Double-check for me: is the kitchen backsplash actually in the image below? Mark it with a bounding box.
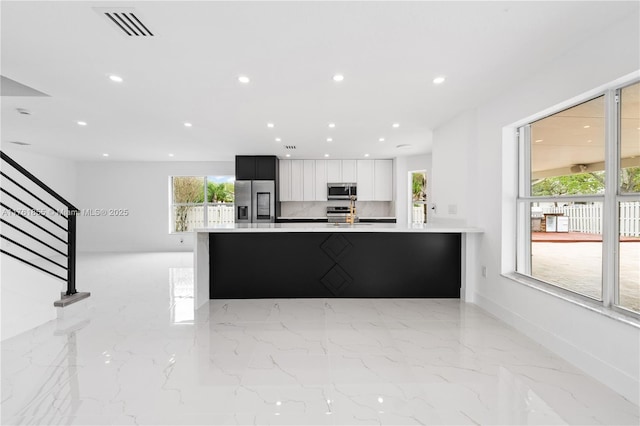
[280,201,394,218]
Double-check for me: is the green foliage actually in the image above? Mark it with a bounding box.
[532,172,605,196]
[620,167,640,193]
[532,167,640,196]
[412,172,426,202]
[207,182,234,203]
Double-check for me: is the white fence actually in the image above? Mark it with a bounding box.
[183,204,234,230]
[540,202,640,237]
[412,206,425,223]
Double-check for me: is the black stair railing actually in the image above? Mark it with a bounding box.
[0,151,85,302]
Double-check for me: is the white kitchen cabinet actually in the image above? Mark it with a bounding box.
[280,158,393,202]
[342,160,357,183]
[327,160,342,182]
[290,160,304,201]
[314,160,327,201]
[303,160,315,201]
[279,159,291,201]
[374,159,393,201]
[356,160,375,201]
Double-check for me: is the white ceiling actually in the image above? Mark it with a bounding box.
[1,1,638,162]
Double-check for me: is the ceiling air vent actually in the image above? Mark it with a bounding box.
[284,145,296,150]
[96,8,154,36]
[8,141,31,146]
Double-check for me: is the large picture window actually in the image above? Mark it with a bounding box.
[170,176,235,233]
[516,81,639,316]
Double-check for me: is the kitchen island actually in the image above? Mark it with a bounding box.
[194,223,483,308]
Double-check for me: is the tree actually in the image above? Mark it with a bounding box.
[412,172,426,202]
[620,167,640,193]
[207,182,234,203]
[173,177,205,232]
[532,172,605,197]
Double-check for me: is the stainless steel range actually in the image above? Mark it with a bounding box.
[326,206,358,223]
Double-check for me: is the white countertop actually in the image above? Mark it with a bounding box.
[277,216,396,220]
[195,223,483,233]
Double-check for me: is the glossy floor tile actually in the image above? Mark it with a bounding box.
[1,252,638,425]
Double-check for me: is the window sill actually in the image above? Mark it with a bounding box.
[502,272,640,328]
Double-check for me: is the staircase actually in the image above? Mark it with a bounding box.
[0,151,89,307]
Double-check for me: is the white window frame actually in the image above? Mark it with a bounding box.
[514,78,639,320]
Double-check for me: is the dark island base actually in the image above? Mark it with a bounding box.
[210,232,461,299]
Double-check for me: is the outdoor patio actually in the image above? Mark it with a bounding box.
[531,233,639,312]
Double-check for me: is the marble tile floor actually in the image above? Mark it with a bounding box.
[1,252,638,425]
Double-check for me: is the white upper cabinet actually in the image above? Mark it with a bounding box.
[303,160,315,201]
[279,158,393,202]
[326,160,342,182]
[356,160,375,201]
[341,160,357,183]
[314,160,327,201]
[374,159,393,201]
[290,160,304,201]
[279,159,291,201]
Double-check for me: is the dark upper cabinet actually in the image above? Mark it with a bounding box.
[235,155,277,180]
[255,156,277,180]
[235,156,256,180]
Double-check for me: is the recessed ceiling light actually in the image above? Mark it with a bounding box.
[238,75,250,84]
[433,76,446,84]
[168,153,174,157]
[392,123,400,128]
[184,122,192,127]
[102,153,109,157]
[379,138,385,142]
[583,125,590,129]
[535,139,543,143]
[324,153,330,157]
[267,122,275,128]
[109,75,123,83]
[285,154,291,158]
[326,138,333,142]
[328,123,335,128]
[275,137,281,142]
[77,121,87,126]
[332,74,344,82]
[364,153,370,157]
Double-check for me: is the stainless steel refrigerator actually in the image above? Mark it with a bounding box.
[234,180,276,223]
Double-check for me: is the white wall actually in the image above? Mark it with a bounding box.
[76,161,233,252]
[431,13,640,401]
[431,110,477,225]
[394,154,432,226]
[1,148,78,340]
[1,147,78,203]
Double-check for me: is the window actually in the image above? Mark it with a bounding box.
[410,171,427,223]
[618,82,640,313]
[170,176,235,233]
[517,81,639,316]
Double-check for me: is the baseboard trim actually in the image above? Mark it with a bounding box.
[473,292,639,404]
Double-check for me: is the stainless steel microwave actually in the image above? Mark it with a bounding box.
[327,183,357,200]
